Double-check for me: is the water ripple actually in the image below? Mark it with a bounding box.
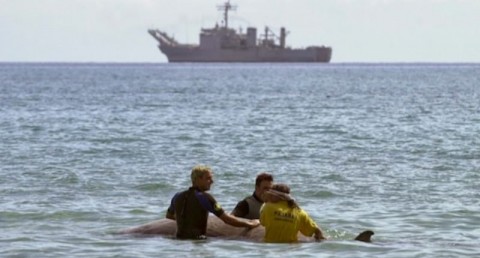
[1,63,480,257]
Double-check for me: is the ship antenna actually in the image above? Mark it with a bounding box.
[217,1,237,29]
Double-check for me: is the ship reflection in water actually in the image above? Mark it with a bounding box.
[148,1,332,62]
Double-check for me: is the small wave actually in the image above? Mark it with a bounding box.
[134,183,170,192]
[0,210,97,222]
[303,189,336,198]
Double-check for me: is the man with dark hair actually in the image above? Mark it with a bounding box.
[166,165,260,240]
[231,172,274,219]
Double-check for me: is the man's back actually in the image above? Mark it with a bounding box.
[260,201,318,243]
[167,187,224,239]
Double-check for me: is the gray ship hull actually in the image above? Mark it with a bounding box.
[159,45,332,63]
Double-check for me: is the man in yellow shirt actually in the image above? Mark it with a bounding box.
[260,184,326,243]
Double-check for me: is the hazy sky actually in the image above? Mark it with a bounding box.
[1,0,479,63]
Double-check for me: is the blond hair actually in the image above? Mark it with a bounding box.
[191,165,212,184]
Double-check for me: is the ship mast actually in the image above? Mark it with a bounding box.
[217,1,236,29]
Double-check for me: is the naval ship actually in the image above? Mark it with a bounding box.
[148,1,332,62]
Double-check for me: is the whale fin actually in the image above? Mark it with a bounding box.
[354,230,374,243]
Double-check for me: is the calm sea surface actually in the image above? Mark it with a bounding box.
[1,63,479,257]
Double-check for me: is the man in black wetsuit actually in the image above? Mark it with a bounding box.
[166,165,260,239]
[231,172,273,219]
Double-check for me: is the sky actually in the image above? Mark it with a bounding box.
[1,0,479,63]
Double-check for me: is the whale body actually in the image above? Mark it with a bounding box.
[119,216,374,242]
[120,216,265,241]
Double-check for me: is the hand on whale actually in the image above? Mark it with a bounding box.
[119,216,374,243]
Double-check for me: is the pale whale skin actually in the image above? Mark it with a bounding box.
[120,216,267,241]
[119,216,374,243]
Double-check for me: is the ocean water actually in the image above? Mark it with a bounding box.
[1,62,479,258]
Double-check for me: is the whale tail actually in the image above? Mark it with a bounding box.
[354,230,374,243]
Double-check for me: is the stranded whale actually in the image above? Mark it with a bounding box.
[119,216,374,243]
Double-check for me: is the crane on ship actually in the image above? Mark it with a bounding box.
[217,1,237,29]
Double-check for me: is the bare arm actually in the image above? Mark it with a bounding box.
[219,213,260,229]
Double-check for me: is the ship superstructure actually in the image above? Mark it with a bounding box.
[148,1,332,62]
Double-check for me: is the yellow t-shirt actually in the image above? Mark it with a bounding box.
[260,201,318,243]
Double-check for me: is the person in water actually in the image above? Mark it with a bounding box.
[260,183,327,243]
[166,165,260,239]
[231,172,274,219]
